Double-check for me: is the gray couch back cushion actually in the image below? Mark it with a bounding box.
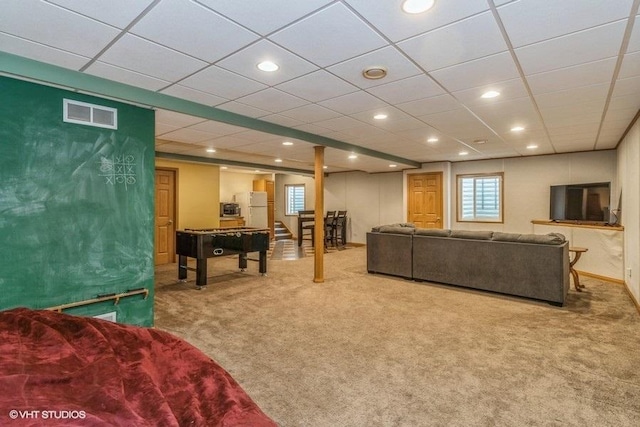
[414,228,452,237]
[449,230,494,240]
[376,225,416,235]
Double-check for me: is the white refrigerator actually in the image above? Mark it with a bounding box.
[234,191,268,228]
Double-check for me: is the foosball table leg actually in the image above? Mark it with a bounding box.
[239,253,248,272]
[259,250,267,276]
[178,255,188,282]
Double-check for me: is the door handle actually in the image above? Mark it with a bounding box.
[167,219,173,226]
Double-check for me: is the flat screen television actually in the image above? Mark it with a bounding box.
[550,182,611,223]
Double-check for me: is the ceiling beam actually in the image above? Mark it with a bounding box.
[0,51,422,169]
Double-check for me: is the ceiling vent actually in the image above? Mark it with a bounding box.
[63,99,118,130]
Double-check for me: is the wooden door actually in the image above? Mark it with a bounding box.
[155,169,176,265]
[408,172,443,229]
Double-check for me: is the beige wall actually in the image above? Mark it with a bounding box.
[156,159,220,229]
[617,119,640,304]
[219,171,273,202]
[275,173,315,236]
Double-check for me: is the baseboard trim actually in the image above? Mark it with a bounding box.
[623,281,640,315]
[575,270,624,284]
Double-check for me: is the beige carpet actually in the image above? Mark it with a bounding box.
[154,246,640,427]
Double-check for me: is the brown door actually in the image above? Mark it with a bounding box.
[408,172,443,229]
[155,169,176,265]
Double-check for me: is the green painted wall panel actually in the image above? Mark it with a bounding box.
[0,76,155,326]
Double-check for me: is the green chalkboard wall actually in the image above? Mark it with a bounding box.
[0,77,155,326]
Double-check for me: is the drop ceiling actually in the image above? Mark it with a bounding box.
[1,0,639,174]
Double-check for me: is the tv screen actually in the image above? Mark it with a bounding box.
[550,182,611,222]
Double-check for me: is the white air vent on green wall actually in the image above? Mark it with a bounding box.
[63,99,117,129]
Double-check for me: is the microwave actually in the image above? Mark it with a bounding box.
[220,202,240,217]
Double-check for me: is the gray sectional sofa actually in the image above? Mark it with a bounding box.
[367,225,570,306]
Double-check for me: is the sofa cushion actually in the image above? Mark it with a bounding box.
[376,225,416,235]
[492,232,522,242]
[449,230,494,240]
[517,232,566,245]
[371,223,415,232]
[414,228,451,237]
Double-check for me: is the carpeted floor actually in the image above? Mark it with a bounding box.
[154,245,640,427]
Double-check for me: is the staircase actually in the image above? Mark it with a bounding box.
[274,220,293,241]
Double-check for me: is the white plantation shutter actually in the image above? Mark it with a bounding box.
[285,184,305,215]
[458,174,503,222]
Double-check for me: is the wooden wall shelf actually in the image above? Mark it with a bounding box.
[532,220,624,231]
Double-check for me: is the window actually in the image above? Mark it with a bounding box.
[457,173,503,222]
[285,184,305,215]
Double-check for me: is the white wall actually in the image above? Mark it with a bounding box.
[617,119,640,304]
[274,173,315,235]
[325,171,403,243]
[327,151,619,262]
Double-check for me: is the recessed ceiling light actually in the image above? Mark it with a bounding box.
[221,166,228,170]
[402,0,435,14]
[323,165,328,169]
[363,66,387,80]
[257,61,279,72]
[282,141,293,146]
[254,169,261,173]
[206,148,216,153]
[373,113,388,120]
[389,164,398,168]
[481,90,500,99]
[427,137,439,143]
[459,151,469,156]
[274,158,283,163]
[511,126,525,132]
[526,144,538,150]
[348,154,358,159]
[473,139,487,144]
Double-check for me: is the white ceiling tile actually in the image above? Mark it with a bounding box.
[619,50,640,78]
[85,61,170,91]
[527,57,617,94]
[0,33,89,70]
[155,122,180,136]
[534,84,609,109]
[197,0,332,36]
[470,97,542,132]
[234,130,283,143]
[319,91,389,115]
[397,94,461,116]
[276,70,359,102]
[430,52,519,92]
[234,88,309,113]
[612,75,640,97]
[160,85,228,107]
[327,46,422,89]
[217,40,318,85]
[516,21,627,75]
[180,66,267,99]
[2,0,120,57]
[99,34,207,81]
[46,0,154,28]
[188,121,246,136]
[201,135,260,149]
[270,3,387,67]
[260,114,305,128]
[417,109,490,135]
[160,128,218,144]
[279,104,342,123]
[451,78,529,106]
[216,101,270,118]
[367,74,446,104]
[131,0,258,63]
[497,0,633,48]
[627,14,640,53]
[398,12,508,72]
[156,109,207,127]
[344,0,489,42]
[313,116,368,132]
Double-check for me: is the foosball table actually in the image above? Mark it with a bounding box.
[175,227,270,289]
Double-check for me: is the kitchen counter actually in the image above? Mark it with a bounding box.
[220,217,245,228]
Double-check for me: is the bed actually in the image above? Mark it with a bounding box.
[0,308,276,426]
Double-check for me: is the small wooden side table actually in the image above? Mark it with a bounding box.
[569,247,588,291]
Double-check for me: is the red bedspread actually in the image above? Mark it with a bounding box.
[0,308,276,426]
